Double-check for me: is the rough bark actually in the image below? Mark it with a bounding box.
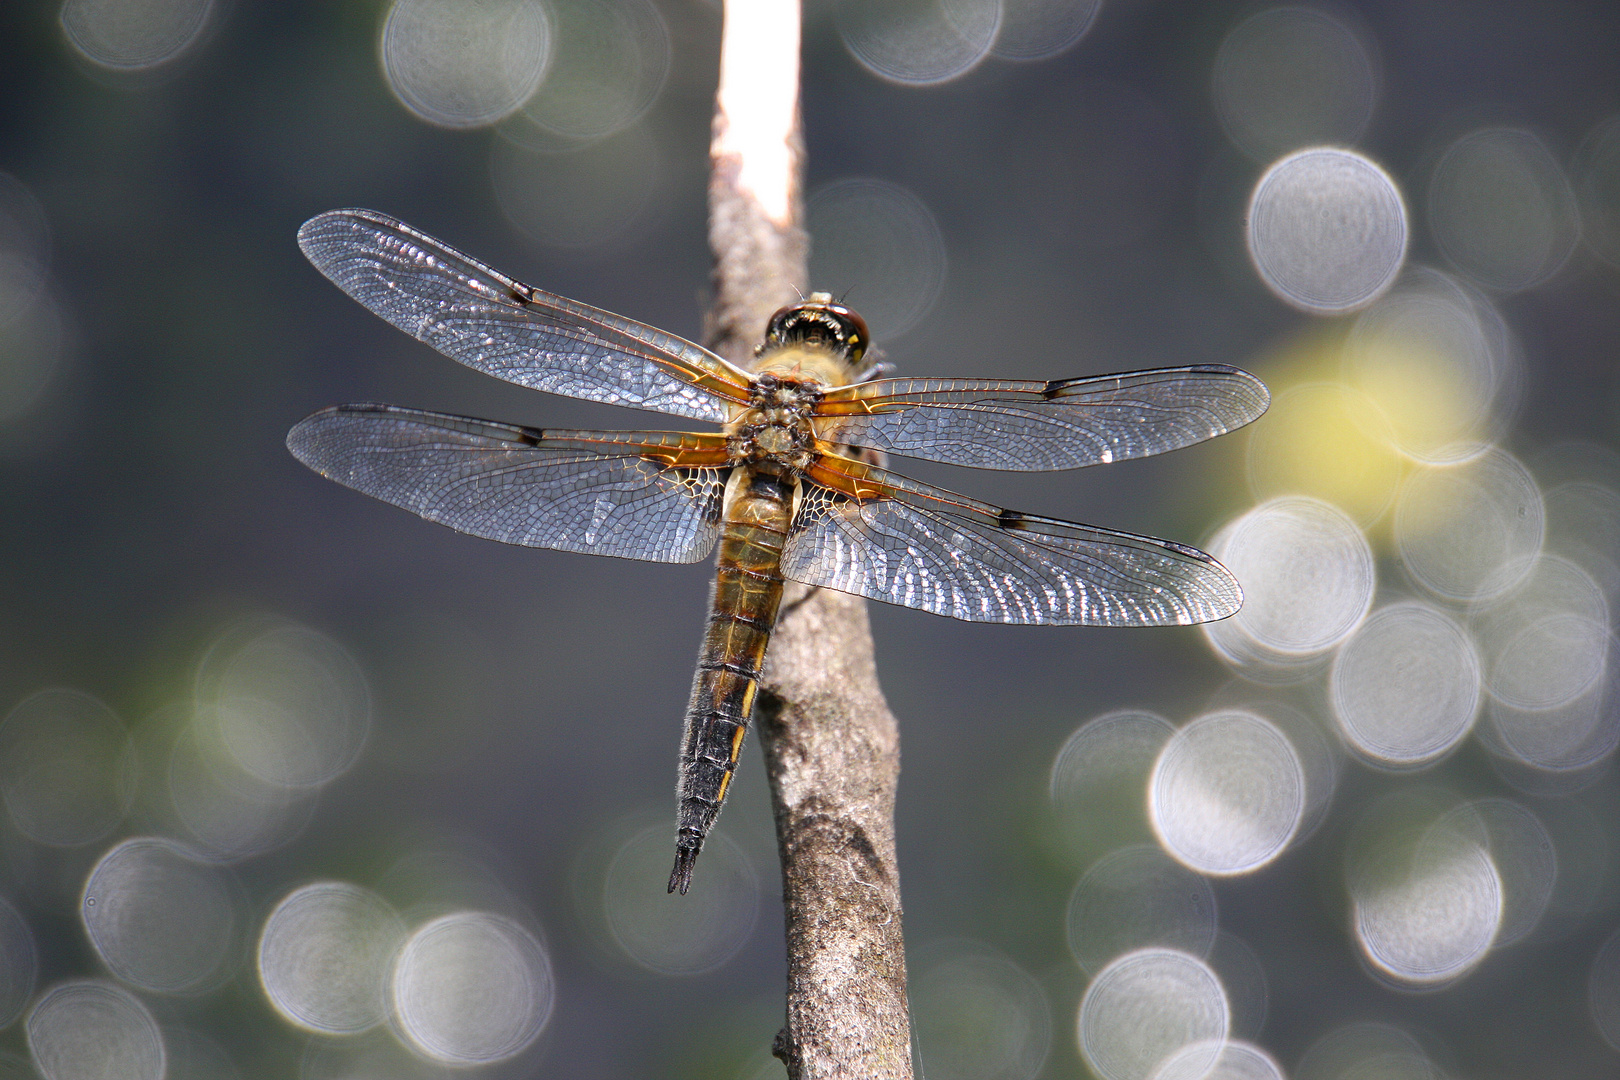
[705,2,912,1077]
[757,588,910,1080]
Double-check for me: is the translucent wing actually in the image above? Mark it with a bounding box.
[297,210,754,423]
[287,404,730,563]
[781,454,1241,626]
[813,366,1269,470]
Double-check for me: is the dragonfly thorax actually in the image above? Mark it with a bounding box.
[726,372,821,471]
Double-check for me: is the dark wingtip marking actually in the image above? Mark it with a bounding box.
[514,426,545,446]
[997,509,1027,529]
[1162,538,1217,561]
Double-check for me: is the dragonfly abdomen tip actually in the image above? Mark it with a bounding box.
[668,845,700,895]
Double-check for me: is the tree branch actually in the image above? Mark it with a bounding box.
[705,3,912,1077]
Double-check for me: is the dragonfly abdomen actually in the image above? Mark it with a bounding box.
[669,466,795,894]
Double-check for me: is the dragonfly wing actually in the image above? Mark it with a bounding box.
[814,366,1269,470]
[298,210,753,423]
[780,454,1241,626]
[287,404,729,563]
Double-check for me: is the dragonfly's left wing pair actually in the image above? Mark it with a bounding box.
[288,404,730,563]
[298,210,755,424]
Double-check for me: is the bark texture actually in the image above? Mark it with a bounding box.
[704,145,807,365]
[705,2,912,1075]
[758,587,909,1080]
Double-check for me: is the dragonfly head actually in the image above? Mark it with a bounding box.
[763,294,869,366]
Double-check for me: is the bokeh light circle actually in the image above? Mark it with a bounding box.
[1351,828,1502,987]
[1437,798,1556,946]
[602,825,758,975]
[390,911,553,1065]
[1574,114,1620,269]
[837,0,1002,86]
[1150,711,1305,875]
[512,0,668,143]
[0,896,36,1028]
[1213,7,1377,161]
[1051,710,1174,808]
[380,0,552,129]
[1329,602,1482,768]
[1225,700,1341,844]
[1471,555,1609,713]
[1486,611,1611,715]
[1590,925,1620,1052]
[1245,382,1403,527]
[1150,1038,1285,1080]
[1345,266,1519,463]
[1395,449,1544,602]
[26,981,165,1080]
[1480,645,1620,776]
[258,882,405,1034]
[81,837,240,994]
[1296,1023,1438,1080]
[912,942,1052,1080]
[165,720,317,862]
[1543,476,1620,610]
[195,617,371,790]
[1077,948,1229,1080]
[1066,845,1217,977]
[1051,710,1174,860]
[60,0,214,71]
[992,0,1103,61]
[807,178,947,340]
[1204,497,1375,677]
[0,688,135,847]
[1428,127,1580,292]
[1247,147,1407,314]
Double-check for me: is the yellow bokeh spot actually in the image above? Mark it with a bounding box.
[1247,381,1405,530]
[1346,329,1494,462]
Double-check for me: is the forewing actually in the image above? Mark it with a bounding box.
[298,210,753,423]
[780,455,1241,626]
[814,366,1269,470]
[287,404,729,563]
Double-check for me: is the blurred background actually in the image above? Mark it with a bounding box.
[1,0,1619,1077]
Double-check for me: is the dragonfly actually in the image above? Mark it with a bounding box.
[287,209,1270,894]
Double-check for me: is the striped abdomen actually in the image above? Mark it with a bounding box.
[668,466,794,894]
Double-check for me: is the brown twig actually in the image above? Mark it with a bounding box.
[705,2,912,1077]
